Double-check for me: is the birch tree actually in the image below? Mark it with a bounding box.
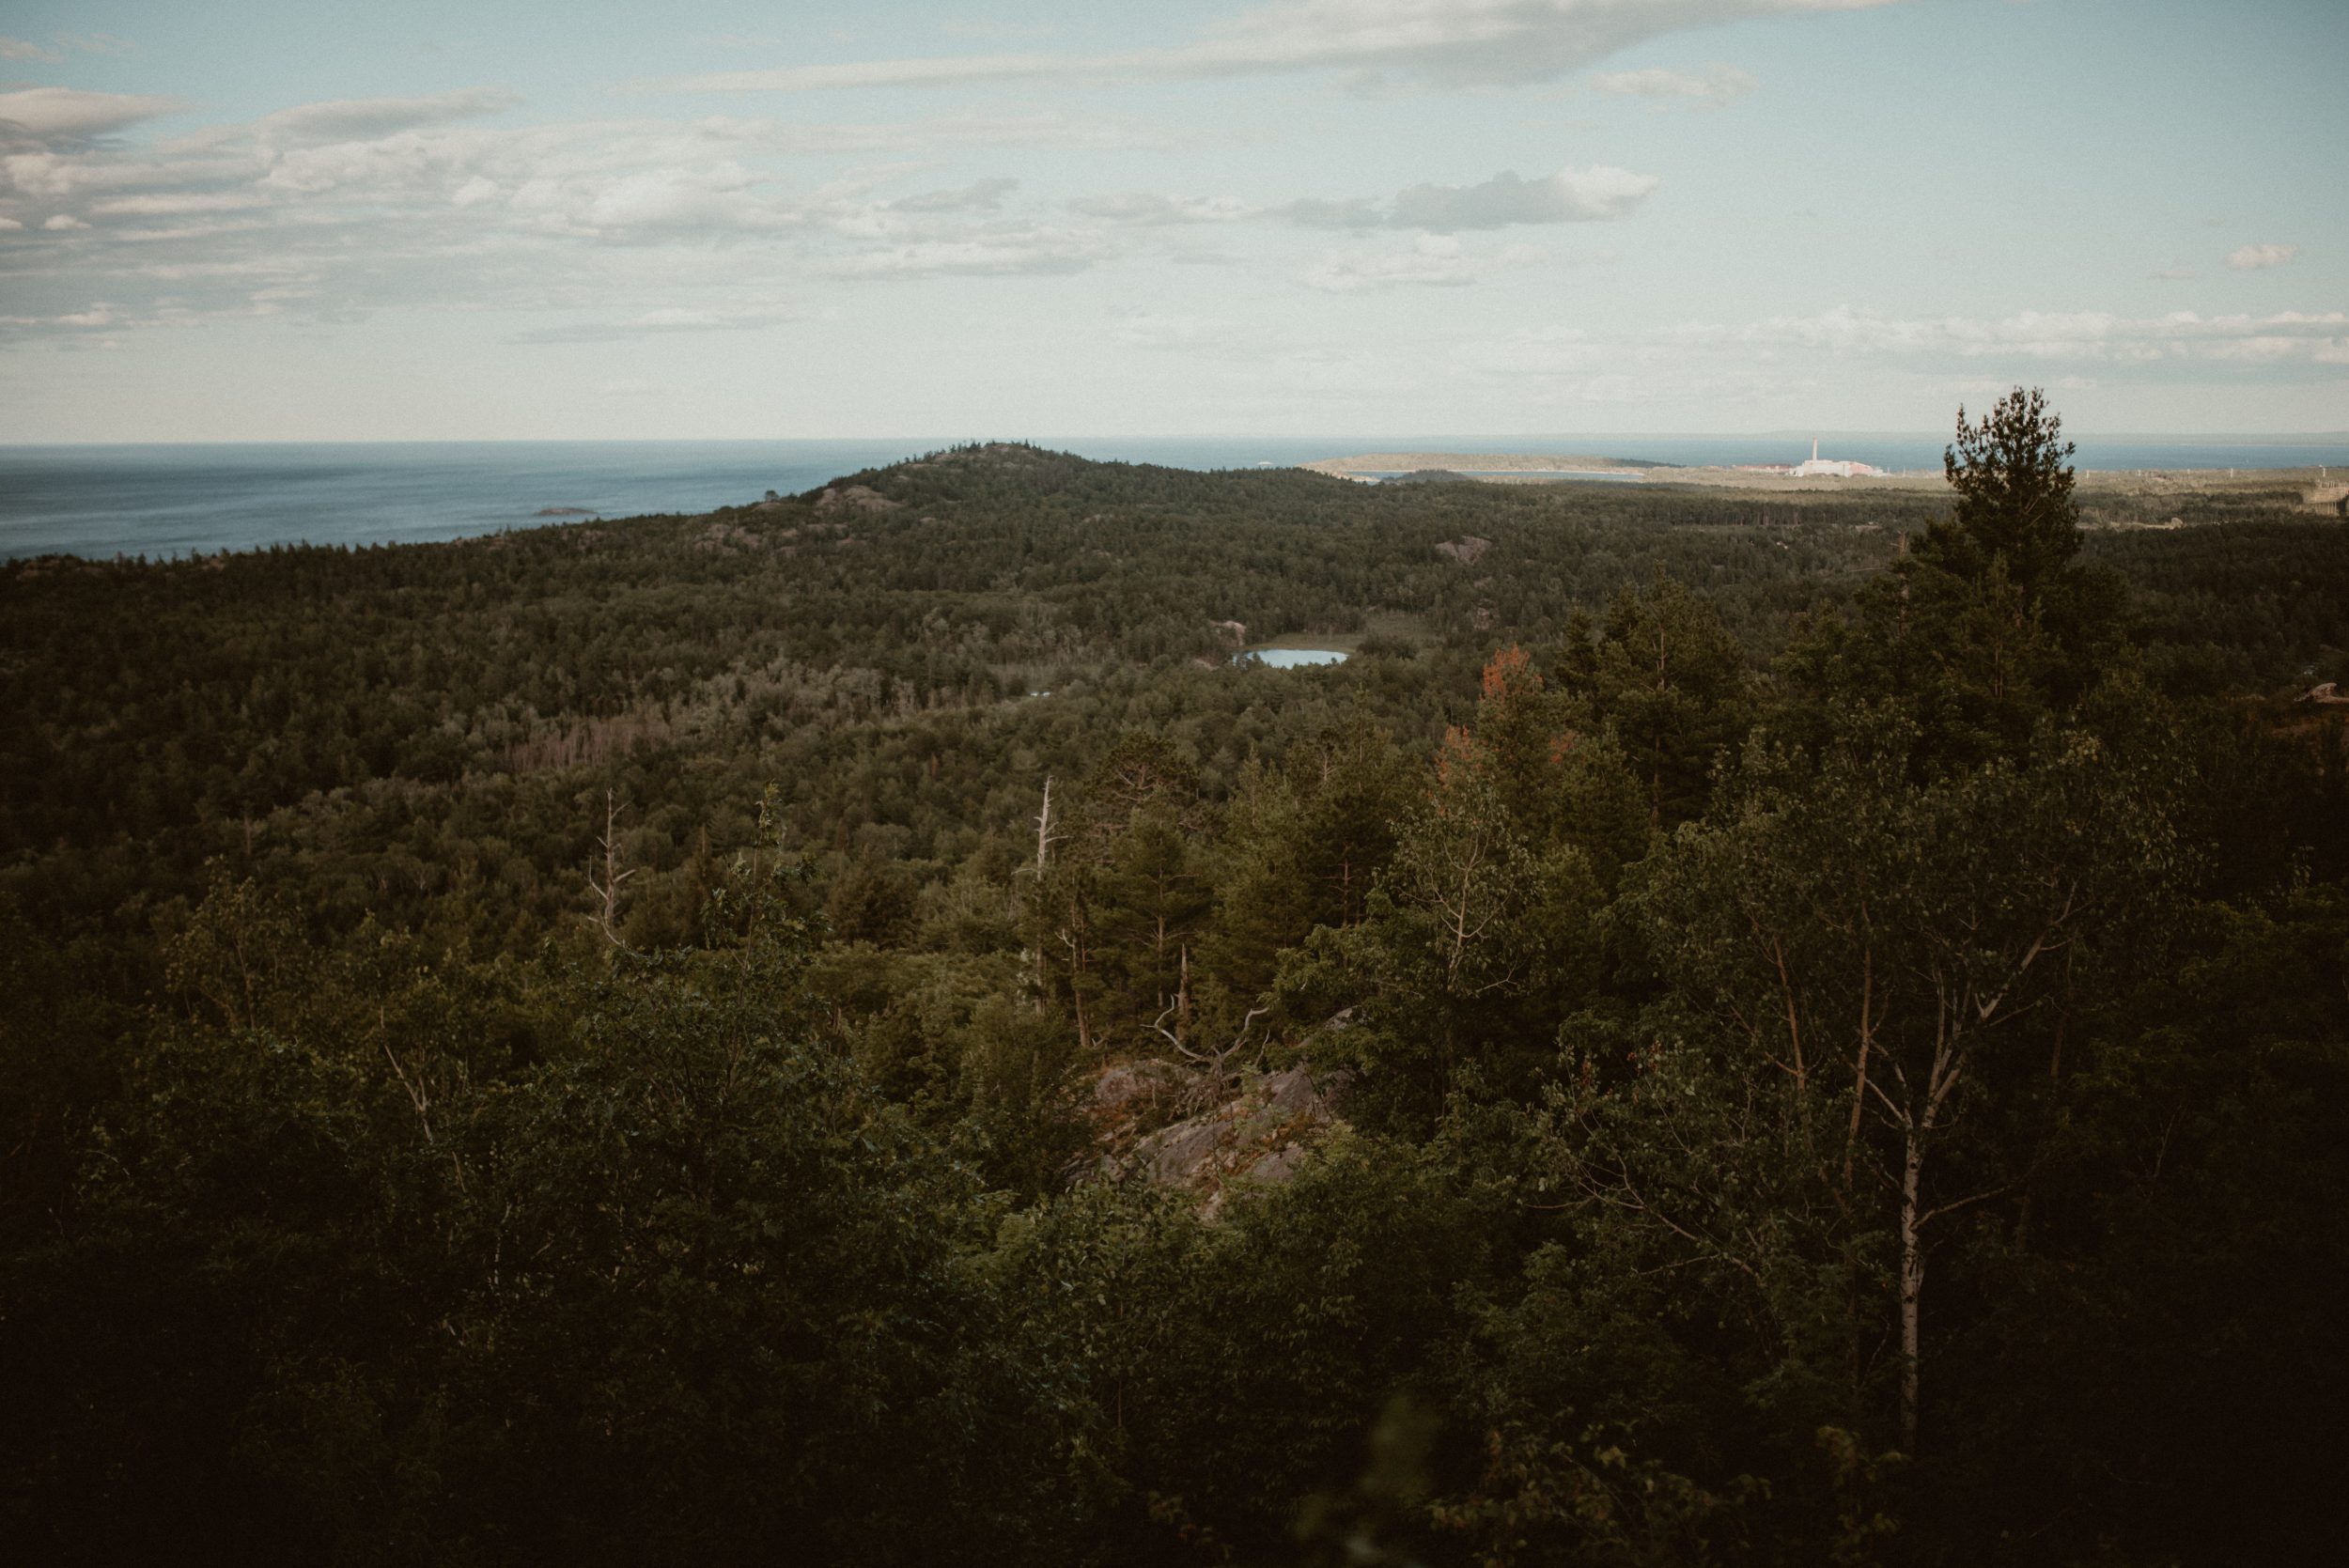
[1622,708,2186,1452]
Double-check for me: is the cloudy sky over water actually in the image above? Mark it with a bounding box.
[1,0,2342,442]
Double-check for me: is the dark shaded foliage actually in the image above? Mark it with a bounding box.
[4,418,2344,1564]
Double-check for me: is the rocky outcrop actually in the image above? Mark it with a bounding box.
[698,520,765,554]
[1436,536,1492,565]
[1091,1063,1352,1214]
[814,484,903,515]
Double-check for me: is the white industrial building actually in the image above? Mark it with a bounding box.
[1788,439,1885,478]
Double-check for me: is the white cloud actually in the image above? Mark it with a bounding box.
[1445,304,2349,414]
[254,89,520,146]
[41,212,89,229]
[1589,62,1756,101]
[0,87,185,141]
[1072,191,1263,225]
[749,112,1179,153]
[259,128,502,195]
[1388,165,1657,227]
[0,93,1203,341]
[0,147,251,198]
[2,35,60,62]
[674,0,1899,94]
[2225,241,2298,272]
[0,301,118,327]
[1301,233,1544,291]
[88,190,270,216]
[513,305,796,343]
[1093,165,1659,231]
[1486,304,2349,369]
[891,176,1019,212]
[814,231,1106,278]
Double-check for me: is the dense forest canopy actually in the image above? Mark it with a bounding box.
[3,395,2344,1565]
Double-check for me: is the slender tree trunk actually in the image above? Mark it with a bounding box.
[1034,776,1055,874]
[1899,1126,1925,1454]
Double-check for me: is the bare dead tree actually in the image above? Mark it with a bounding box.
[1019,774,1064,1016]
[1151,955,1271,1111]
[1034,774,1058,875]
[584,788,639,947]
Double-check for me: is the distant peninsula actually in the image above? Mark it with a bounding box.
[1301,452,1652,478]
[1303,450,1956,492]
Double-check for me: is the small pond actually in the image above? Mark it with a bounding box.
[1239,648,1348,668]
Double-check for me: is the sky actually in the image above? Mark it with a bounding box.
[0,0,2342,442]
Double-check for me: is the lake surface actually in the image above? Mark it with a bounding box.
[4,433,2342,561]
[1242,649,1349,668]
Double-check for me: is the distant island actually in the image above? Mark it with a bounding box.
[534,505,596,517]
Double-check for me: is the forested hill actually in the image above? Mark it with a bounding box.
[5,441,1946,947]
[3,442,2334,949]
[4,418,2347,1565]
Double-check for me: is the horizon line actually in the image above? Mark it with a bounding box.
[6,430,2348,450]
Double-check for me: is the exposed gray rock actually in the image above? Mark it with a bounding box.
[814,484,903,514]
[1092,1059,1184,1113]
[1100,1063,1353,1212]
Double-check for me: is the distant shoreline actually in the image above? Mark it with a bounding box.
[1301,450,2346,494]
[6,438,2343,562]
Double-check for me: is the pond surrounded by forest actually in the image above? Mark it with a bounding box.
[1239,648,1349,667]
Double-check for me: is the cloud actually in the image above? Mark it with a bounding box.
[0,301,120,328]
[1589,62,1756,101]
[1389,165,1657,227]
[257,128,500,195]
[2225,241,2298,272]
[0,87,185,141]
[531,161,800,236]
[1283,195,1386,227]
[1092,165,1660,232]
[673,0,1900,94]
[1302,234,1544,291]
[816,235,1102,278]
[1445,306,2349,409]
[2151,269,2195,281]
[88,190,271,216]
[512,305,795,343]
[891,176,1018,212]
[0,32,132,62]
[1072,191,1262,225]
[1666,304,2349,365]
[41,212,89,229]
[254,89,520,146]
